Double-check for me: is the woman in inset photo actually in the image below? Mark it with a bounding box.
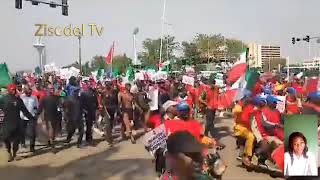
[284,132,318,176]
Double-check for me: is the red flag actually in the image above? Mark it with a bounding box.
[226,63,247,83]
[217,89,237,109]
[105,42,115,64]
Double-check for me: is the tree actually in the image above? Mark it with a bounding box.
[90,55,106,70]
[181,34,245,64]
[226,39,246,62]
[112,54,132,74]
[194,33,225,63]
[139,35,179,67]
[181,41,201,65]
[82,61,91,76]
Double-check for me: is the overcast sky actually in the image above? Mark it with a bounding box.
[1,0,320,71]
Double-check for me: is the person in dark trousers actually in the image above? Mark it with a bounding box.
[102,81,119,145]
[64,87,84,148]
[36,84,61,148]
[81,86,98,145]
[0,84,35,162]
[20,86,38,152]
[199,79,217,138]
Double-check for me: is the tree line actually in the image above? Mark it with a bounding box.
[65,34,246,75]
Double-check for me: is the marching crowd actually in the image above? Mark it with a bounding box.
[0,72,320,179]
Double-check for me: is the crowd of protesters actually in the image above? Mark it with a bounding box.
[0,71,319,179]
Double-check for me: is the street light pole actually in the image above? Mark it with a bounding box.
[159,0,167,64]
[78,35,82,75]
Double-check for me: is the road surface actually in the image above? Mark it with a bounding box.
[0,116,284,180]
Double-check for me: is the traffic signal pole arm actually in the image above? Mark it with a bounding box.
[24,0,68,7]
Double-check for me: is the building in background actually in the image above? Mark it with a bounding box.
[248,42,284,72]
[248,42,262,68]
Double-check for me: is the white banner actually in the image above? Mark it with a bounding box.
[182,75,194,86]
[143,124,167,153]
[148,87,159,111]
[215,79,224,87]
[276,96,286,113]
[44,63,58,73]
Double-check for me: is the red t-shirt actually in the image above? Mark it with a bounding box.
[261,107,281,124]
[252,110,268,138]
[32,90,47,102]
[164,120,187,135]
[286,96,299,114]
[261,107,284,141]
[149,114,162,129]
[207,87,219,109]
[185,119,203,140]
[241,104,255,130]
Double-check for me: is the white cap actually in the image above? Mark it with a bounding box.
[162,100,178,112]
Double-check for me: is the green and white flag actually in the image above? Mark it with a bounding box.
[233,69,260,101]
[159,61,170,72]
[0,63,12,88]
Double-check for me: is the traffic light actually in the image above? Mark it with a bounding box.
[292,37,295,44]
[62,0,68,16]
[31,0,39,5]
[15,0,22,9]
[49,1,57,8]
[306,35,310,42]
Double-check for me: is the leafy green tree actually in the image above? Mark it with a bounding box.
[226,39,246,62]
[139,35,179,67]
[181,41,201,65]
[112,54,132,74]
[90,55,106,70]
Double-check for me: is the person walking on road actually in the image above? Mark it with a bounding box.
[20,85,38,152]
[0,84,35,162]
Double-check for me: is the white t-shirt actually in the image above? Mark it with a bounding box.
[284,151,318,176]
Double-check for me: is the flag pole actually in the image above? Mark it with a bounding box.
[111,41,114,78]
[287,56,290,81]
[159,0,167,66]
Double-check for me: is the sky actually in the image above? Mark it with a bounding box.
[1,0,320,71]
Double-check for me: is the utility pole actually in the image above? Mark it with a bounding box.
[78,36,82,75]
[159,0,167,64]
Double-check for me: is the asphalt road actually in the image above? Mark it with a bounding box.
[0,116,285,180]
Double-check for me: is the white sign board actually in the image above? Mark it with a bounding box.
[215,79,224,87]
[148,87,159,111]
[143,124,167,153]
[44,63,58,73]
[276,96,286,113]
[182,75,194,86]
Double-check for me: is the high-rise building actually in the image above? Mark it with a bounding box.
[248,43,281,69]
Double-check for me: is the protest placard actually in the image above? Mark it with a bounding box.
[182,75,194,86]
[276,96,286,113]
[143,124,167,153]
[148,87,159,111]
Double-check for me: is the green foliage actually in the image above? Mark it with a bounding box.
[139,35,179,67]
[180,33,246,64]
[226,39,246,61]
[90,56,106,70]
[112,54,132,73]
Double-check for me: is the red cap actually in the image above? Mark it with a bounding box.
[7,83,17,90]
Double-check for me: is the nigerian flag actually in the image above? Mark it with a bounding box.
[159,61,170,72]
[96,68,105,80]
[233,69,260,101]
[0,63,12,88]
[126,66,135,81]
